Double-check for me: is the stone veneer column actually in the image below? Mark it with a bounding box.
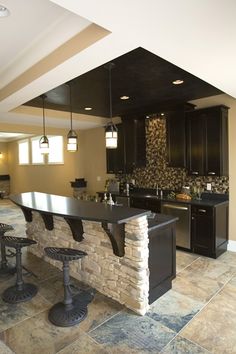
[26,212,150,315]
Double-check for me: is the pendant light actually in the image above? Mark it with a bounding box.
[67,82,78,152]
[39,94,49,154]
[105,62,118,149]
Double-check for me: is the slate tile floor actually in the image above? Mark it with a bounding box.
[0,199,236,354]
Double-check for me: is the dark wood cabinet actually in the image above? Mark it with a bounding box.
[106,124,125,174]
[106,118,146,174]
[148,217,176,304]
[130,196,161,213]
[166,109,186,167]
[191,203,228,258]
[186,105,228,176]
[122,117,146,173]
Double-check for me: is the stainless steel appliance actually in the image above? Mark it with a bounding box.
[161,203,191,249]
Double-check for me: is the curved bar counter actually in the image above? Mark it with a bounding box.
[10,192,176,315]
[10,192,150,257]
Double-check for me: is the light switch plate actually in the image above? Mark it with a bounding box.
[207,183,212,191]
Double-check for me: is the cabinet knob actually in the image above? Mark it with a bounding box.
[191,216,195,220]
[208,171,216,175]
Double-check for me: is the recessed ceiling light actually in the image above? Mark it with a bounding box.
[172,79,184,85]
[0,5,10,17]
[120,95,130,100]
[84,107,92,111]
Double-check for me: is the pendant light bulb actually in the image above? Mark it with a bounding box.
[39,95,49,154]
[104,62,118,149]
[67,82,78,152]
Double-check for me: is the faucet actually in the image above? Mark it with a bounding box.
[156,184,159,196]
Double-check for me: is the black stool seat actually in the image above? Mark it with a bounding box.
[44,246,91,327]
[0,223,16,277]
[1,236,36,248]
[45,247,87,262]
[0,223,14,234]
[1,236,38,304]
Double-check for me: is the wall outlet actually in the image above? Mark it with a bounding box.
[207,183,212,191]
[96,176,101,182]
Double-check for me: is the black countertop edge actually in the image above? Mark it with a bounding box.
[98,191,229,207]
[10,192,150,225]
[148,214,178,232]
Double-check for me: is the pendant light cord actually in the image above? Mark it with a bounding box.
[109,64,112,120]
[42,94,46,136]
[69,83,73,130]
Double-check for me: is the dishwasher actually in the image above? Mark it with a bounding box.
[161,202,191,249]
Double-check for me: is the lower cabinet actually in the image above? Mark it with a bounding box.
[191,203,228,258]
[130,196,161,213]
[148,215,176,304]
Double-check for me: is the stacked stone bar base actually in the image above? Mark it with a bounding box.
[26,212,150,315]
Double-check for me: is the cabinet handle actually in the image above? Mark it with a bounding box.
[199,209,206,213]
[191,171,199,175]
[208,171,216,175]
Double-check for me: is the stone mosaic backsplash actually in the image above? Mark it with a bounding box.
[118,116,229,194]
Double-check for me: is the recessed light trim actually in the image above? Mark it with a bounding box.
[172,79,184,85]
[84,107,92,111]
[120,95,130,100]
[0,5,10,17]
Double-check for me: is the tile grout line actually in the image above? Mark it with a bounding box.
[87,308,124,335]
[176,254,201,275]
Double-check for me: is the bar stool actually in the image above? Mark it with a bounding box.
[0,223,16,276]
[1,236,38,303]
[44,247,89,327]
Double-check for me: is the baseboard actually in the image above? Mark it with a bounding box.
[227,240,236,252]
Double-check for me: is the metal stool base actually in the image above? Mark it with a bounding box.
[0,264,16,277]
[48,298,88,327]
[2,283,38,303]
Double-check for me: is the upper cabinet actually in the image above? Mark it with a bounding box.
[166,108,187,168]
[106,118,146,174]
[122,118,146,173]
[186,105,229,176]
[106,123,125,174]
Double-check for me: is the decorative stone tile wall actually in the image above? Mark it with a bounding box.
[27,212,150,315]
[121,116,229,194]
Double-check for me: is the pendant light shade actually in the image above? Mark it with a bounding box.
[105,122,118,149]
[105,62,118,149]
[67,82,78,152]
[39,94,49,155]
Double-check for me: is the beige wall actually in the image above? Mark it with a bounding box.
[0,142,9,175]
[8,132,85,197]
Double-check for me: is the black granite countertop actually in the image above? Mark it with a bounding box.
[98,190,229,207]
[10,192,150,224]
[148,213,178,231]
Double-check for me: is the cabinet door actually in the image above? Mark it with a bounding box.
[106,124,125,174]
[166,110,186,167]
[191,206,214,256]
[205,106,228,176]
[186,110,205,176]
[122,118,146,173]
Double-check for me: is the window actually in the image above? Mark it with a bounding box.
[31,137,44,164]
[18,140,29,164]
[48,136,64,164]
